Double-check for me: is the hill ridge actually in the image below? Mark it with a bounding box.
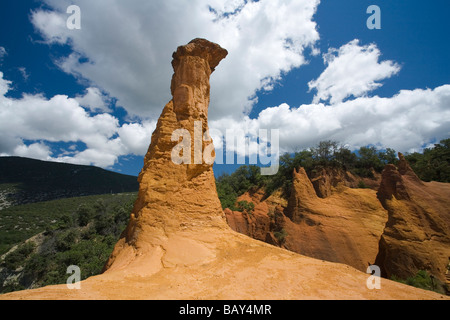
[0,156,138,207]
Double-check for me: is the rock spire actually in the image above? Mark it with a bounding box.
[103,38,229,273]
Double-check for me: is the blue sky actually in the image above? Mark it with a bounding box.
[0,0,449,177]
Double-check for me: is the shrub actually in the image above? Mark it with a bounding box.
[237,200,255,214]
[55,229,79,251]
[405,270,436,291]
[357,180,368,189]
[274,229,288,245]
[77,204,94,227]
[405,138,450,182]
[3,242,35,270]
[216,178,238,210]
[391,270,444,294]
[0,192,137,294]
[351,167,374,179]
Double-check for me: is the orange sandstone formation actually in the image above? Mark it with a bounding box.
[375,153,450,284]
[102,38,229,275]
[226,168,389,273]
[226,155,450,292]
[0,39,447,300]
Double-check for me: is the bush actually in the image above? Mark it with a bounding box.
[237,200,255,214]
[23,253,48,279]
[405,270,436,291]
[274,229,288,245]
[0,192,138,294]
[405,138,450,182]
[216,165,269,210]
[55,229,79,251]
[2,242,35,270]
[77,204,94,227]
[357,180,368,189]
[351,167,375,178]
[216,178,238,210]
[391,270,443,294]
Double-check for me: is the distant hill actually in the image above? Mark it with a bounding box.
[0,157,139,206]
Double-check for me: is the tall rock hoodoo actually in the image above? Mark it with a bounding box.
[103,39,229,273]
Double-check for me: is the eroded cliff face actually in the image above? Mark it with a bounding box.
[226,167,388,272]
[226,155,450,289]
[375,153,450,283]
[310,167,360,198]
[103,38,229,274]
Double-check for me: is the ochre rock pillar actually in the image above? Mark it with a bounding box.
[103,39,228,274]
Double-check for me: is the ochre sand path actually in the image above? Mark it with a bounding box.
[1,229,448,300]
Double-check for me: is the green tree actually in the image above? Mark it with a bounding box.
[352,146,385,177]
[3,242,35,270]
[237,200,255,214]
[358,146,384,170]
[215,165,270,210]
[379,148,398,166]
[334,145,358,169]
[311,140,339,164]
[76,204,94,227]
[406,139,450,182]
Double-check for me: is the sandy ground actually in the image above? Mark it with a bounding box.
[1,229,447,300]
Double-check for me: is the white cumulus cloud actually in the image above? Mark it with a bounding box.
[2,1,447,170]
[30,0,320,120]
[0,72,154,168]
[210,85,450,156]
[308,39,401,104]
[75,87,110,112]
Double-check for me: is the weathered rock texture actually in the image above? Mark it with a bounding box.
[0,40,446,300]
[284,168,389,272]
[310,167,359,198]
[226,155,450,292]
[375,153,450,284]
[226,167,389,272]
[102,38,229,275]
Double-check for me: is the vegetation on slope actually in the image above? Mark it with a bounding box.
[405,139,450,182]
[216,139,450,211]
[0,156,139,206]
[391,270,448,295]
[0,193,136,293]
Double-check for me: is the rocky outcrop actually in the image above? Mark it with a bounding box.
[102,38,229,274]
[310,167,359,198]
[397,152,423,182]
[225,156,450,287]
[1,40,446,300]
[285,168,319,222]
[226,167,389,273]
[224,189,274,243]
[377,153,423,202]
[375,153,450,285]
[284,167,389,272]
